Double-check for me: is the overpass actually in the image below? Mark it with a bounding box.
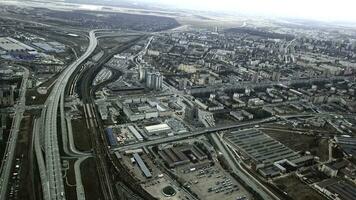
[36,30,98,200]
[112,117,277,152]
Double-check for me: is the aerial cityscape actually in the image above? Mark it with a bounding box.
[0,0,356,200]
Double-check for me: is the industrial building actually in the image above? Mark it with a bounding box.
[117,96,174,122]
[105,127,118,147]
[158,144,208,168]
[144,123,171,136]
[0,37,36,52]
[123,101,158,121]
[32,41,65,53]
[224,129,314,177]
[128,125,144,141]
[314,178,356,200]
[336,136,356,157]
[133,153,152,178]
[165,118,187,134]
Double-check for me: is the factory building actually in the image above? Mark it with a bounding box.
[128,125,143,141]
[118,97,172,122]
[105,127,118,147]
[224,129,314,177]
[158,144,208,168]
[314,178,356,200]
[120,98,159,122]
[165,118,187,134]
[133,153,152,178]
[144,123,171,136]
[0,37,36,52]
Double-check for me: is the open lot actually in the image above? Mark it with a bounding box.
[262,129,329,161]
[274,175,324,200]
[71,118,91,151]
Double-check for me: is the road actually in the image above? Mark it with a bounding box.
[0,67,29,200]
[34,117,51,199]
[37,30,98,200]
[74,156,90,200]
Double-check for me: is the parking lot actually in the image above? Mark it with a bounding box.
[176,163,250,200]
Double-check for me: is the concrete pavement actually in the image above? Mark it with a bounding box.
[39,30,98,200]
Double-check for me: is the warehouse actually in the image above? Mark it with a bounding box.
[133,153,152,178]
[0,37,35,52]
[158,144,208,168]
[105,127,118,147]
[336,136,356,157]
[315,178,356,200]
[128,125,143,141]
[224,129,313,177]
[144,123,171,135]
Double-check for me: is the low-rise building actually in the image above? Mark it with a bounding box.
[144,123,171,136]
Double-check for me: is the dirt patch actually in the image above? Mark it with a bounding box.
[81,158,104,200]
[263,129,329,161]
[25,88,50,106]
[274,175,324,200]
[72,118,91,151]
[13,114,37,200]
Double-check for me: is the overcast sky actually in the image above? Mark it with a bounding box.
[135,0,356,22]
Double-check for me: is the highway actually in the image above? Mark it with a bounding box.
[0,67,29,200]
[37,30,98,200]
[34,117,51,199]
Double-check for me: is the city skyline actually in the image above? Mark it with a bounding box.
[0,1,356,200]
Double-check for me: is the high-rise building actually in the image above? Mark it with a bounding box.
[145,71,154,88]
[141,67,163,91]
[271,71,281,82]
[251,72,259,83]
[0,85,15,107]
[178,78,188,90]
[0,114,6,142]
[153,72,163,91]
[138,66,146,81]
